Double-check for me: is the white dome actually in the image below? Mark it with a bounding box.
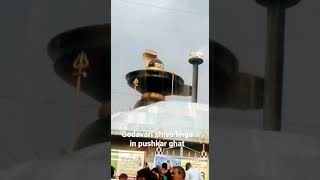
[0,143,109,180]
[111,101,209,142]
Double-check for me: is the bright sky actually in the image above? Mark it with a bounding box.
[111,0,209,113]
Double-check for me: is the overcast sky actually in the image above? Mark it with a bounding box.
[111,0,209,113]
[1,0,320,173]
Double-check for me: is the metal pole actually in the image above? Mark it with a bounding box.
[256,0,300,131]
[263,3,285,131]
[189,57,203,103]
[192,64,199,103]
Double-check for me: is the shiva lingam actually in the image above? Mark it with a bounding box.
[126,50,192,108]
[47,23,265,151]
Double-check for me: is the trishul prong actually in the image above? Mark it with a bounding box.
[72,51,90,89]
[68,51,90,153]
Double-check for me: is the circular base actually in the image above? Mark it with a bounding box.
[188,57,204,65]
[126,69,192,96]
[256,0,301,8]
[48,24,110,103]
[73,118,109,151]
[210,41,239,86]
[142,92,165,101]
[210,40,263,110]
[134,98,163,109]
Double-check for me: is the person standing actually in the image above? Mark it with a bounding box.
[161,163,172,180]
[171,166,186,180]
[119,173,128,180]
[185,163,201,180]
[111,166,116,180]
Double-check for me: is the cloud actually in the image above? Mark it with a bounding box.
[112,0,209,111]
